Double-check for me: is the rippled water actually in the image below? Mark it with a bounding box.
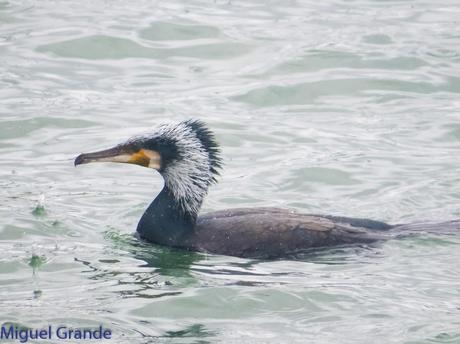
[1,1,460,343]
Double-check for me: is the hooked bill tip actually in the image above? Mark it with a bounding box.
[74,154,85,167]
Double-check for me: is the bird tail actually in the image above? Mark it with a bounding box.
[391,220,460,236]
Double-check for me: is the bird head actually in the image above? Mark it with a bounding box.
[75,119,222,216]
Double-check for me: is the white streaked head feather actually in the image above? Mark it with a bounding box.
[141,121,217,217]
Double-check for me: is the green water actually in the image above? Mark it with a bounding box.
[1,1,460,343]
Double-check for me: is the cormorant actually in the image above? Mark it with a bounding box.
[75,119,460,258]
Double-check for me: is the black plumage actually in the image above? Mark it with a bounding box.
[75,120,460,259]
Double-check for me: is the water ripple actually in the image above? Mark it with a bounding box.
[1,0,460,343]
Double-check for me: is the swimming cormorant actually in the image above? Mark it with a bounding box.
[75,119,460,258]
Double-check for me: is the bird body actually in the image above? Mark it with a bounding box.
[75,119,459,259]
[193,208,391,258]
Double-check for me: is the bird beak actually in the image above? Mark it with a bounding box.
[74,145,161,169]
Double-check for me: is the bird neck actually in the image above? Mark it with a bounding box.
[136,185,197,247]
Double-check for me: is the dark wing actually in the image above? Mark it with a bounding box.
[193,208,391,258]
[318,214,393,231]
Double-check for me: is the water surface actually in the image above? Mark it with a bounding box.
[1,1,460,343]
